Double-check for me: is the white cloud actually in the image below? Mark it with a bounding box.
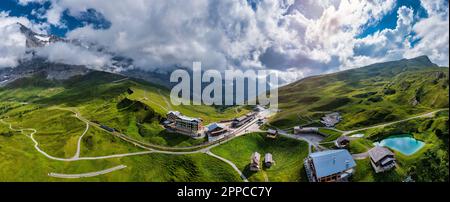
[17,0,47,6]
[2,0,449,81]
[35,42,112,68]
[0,11,52,68]
[39,2,65,28]
[348,6,415,68]
[404,0,449,66]
[0,12,31,68]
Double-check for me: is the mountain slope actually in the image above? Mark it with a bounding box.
[0,69,248,146]
[272,56,449,130]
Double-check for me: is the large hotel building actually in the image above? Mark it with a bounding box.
[166,111,203,137]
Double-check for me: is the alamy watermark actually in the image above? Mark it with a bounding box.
[169,62,278,111]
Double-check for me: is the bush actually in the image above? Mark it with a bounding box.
[0,132,13,137]
[383,88,396,95]
[368,95,383,102]
[353,92,377,98]
[408,149,449,182]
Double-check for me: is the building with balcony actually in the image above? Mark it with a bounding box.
[304,149,356,182]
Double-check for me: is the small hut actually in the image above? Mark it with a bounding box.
[264,153,275,168]
[335,136,351,148]
[267,129,278,138]
[368,146,396,173]
[250,152,261,171]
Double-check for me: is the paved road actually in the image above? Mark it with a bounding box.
[0,107,274,180]
[1,117,155,161]
[278,131,326,152]
[6,106,441,179]
[77,151,155,160]
[48,165,127,179]
[1,105,276,180]
[72,112,90,160]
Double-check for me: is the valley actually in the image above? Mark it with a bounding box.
[0,56,448,182]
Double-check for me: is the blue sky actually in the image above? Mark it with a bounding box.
[357,0,428,38]
[0,0,109,36]
[0,0,448,82]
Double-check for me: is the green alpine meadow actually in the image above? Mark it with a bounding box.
[0,0,448,186]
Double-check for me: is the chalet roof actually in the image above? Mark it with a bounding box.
[265,153,273,163]
[251,152,261,165]
[167,111,181,116]
[369,146,395,163]
[296,127,319,132]
[309,150,356,178]
[234,116,248,122]
[207,123,225,131]
[177,115,201,123]
[267,129,277,134]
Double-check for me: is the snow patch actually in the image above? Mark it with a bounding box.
[35,35,50,42]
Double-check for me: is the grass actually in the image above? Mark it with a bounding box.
[1,57,448,182]
[348,138,374,154]
[352,159,405,182]
[319,128,343,142]
[211,132,309,182]
[128,87,249,124]
[350,111,448,182]
[80,126,144,157]
[3,108,87,158]
[1,71,248,149]
[0,120,242,182]
[270,57,449,131]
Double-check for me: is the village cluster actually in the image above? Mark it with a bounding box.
[157,107,397,182]
[163,110,258,142]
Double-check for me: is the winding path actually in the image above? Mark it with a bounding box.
[72,112,89,160]
[49,165,127,179]
[3,106,444,180]
[205,151,248,182]
[0,107,268,180]
[1,119,71,161]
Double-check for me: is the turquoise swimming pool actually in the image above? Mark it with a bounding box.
[375,135,425,156]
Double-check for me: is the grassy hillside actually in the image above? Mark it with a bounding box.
[0,69,250,182]
[0,71,247,147]
[350,110,449,182]
[211,133,309,182]
[272,56,449,130]
[0,124,242,182]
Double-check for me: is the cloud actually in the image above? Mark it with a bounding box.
[0,22,26,68]
[34,42,113,68]
[349,6,415,68]
[404,0,449,66]
[2,0,449,83]
[17,0,47,6]
[0,11,46,68]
